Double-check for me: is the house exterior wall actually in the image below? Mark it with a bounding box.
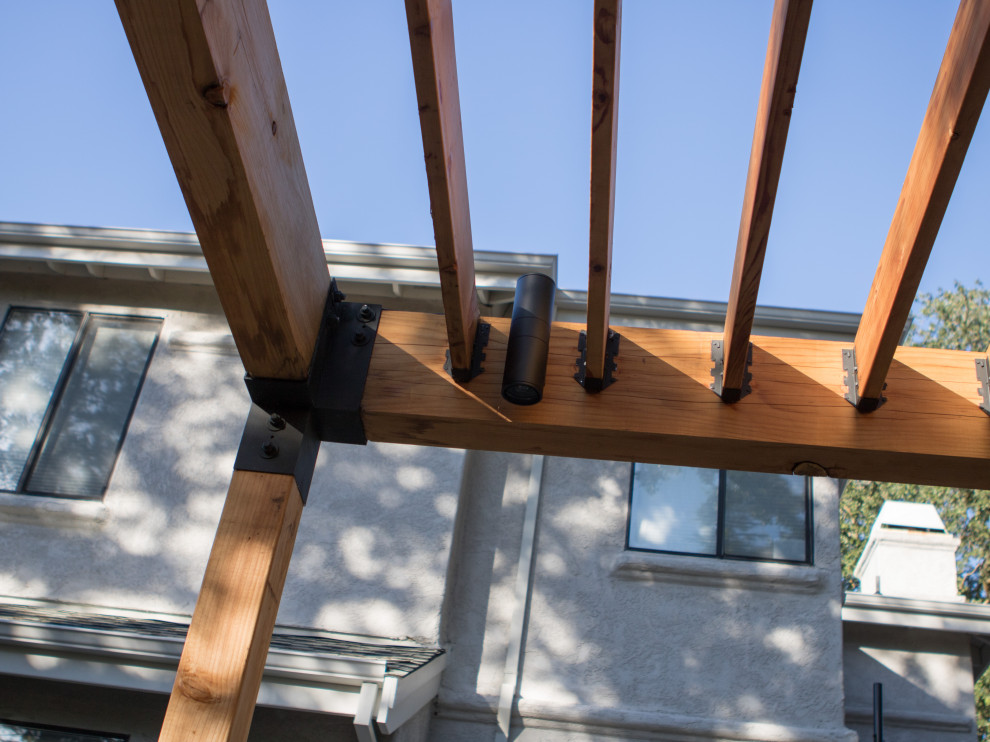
[843,623,978,741]
[0,244,875,742]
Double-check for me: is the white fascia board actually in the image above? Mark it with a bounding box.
[0,221,556,294]
[376,654,447,734]
[842,592,990,634]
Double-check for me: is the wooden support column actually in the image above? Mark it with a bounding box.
[585,0,622,389]
[720,0,813,400]
[854,0,990,407]
[406,0,481,379]
[160,471,304,741]
[362,311,990,489]
[115,2,329,739]
[115,0,329,379]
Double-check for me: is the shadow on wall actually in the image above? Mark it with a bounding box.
[432,454,858,738]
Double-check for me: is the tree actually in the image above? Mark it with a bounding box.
[839,280,990,738]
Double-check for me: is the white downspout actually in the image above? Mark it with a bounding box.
[353,681,380,742]
[494,453,546,742]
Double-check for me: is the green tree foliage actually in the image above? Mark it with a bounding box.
[839,281,990,738]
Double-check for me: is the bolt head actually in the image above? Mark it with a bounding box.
[359,304,376,323]
[261,438,279,459]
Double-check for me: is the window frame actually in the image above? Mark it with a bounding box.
[625,463,814,566]
[0,305,161,500]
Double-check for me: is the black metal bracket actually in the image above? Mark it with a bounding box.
[233,404,320,503]
[574,329,620,393]
[445,320,490,383]
[977,357,990,415]
[710,340,751,402]
[842,347,885,412]
[237,280,382,501]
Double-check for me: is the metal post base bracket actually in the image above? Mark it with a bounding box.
[445,320,490,383]
[574,329,620,393]
[238,281,382,501]
[710,340,752,402]
[842,348,885,412]
[977,357,990,415]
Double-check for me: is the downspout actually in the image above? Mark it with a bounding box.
[494,453,546,742]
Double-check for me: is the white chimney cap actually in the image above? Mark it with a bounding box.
[874,501,946,533]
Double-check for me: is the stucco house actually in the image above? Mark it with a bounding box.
[0,222,987,742]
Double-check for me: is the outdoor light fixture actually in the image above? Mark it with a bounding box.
[502,273,556,405]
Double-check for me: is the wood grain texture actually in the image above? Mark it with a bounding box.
[115,0,329,379]
[585,0,622,384]
[363,311,990,489]
[855,0,990,403]
[405,0,480,375]
[160,471,303,742]
[721,0,813,397]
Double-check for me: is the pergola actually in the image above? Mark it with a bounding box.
[107,0,990,739]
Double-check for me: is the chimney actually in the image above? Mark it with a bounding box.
[853,501,963,602]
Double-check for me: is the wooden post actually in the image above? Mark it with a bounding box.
[406,0,481,379]
[585,0,622,389]
[160,471,304,741]
[721,0,813,400]
[854,0,990,406]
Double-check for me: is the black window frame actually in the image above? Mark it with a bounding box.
[0,305,161,501]
[625,463,814,566]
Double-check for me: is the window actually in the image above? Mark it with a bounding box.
[0,719,128,742]
[627,463,812,564]
[0,307,160,500]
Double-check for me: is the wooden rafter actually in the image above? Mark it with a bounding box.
[406,0,481,378]
[115,0,329,380]
[720,0,813,401]
[159,471,303,741]
[363,311,990,490]
[585,0,622,388]
[854,0,990,407]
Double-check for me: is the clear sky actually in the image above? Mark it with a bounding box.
[0,1,985,313]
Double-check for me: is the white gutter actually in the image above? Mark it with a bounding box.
[495,454,546,742]
[0,221,555,304]
[0,601,444,736]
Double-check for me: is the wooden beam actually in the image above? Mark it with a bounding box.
[720,0,813,400]
[855,0,990,406]
[160,471,304,742]
[362,311,990,490]
[585,0,622,388]
[406,0,481,377]
[115,0,329,379]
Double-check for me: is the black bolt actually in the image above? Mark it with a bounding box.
[353,328,369,346]
[267,413,286,431]
[261,438,279,459]
[333,287,346,303]
[359,304,376,323]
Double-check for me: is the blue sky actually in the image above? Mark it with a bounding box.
[1,1,985,313]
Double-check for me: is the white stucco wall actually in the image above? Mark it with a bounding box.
[843,623,978,741]
[434,452,854,741]
[0,273,465,647]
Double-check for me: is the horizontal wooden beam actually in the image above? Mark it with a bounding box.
[721,0,813,399]
[855,0,990,405]
[160,471,304,742]
[116,0,329,379]
[363,311,990,489]
[585,0,622,387]
[406,0,480,377]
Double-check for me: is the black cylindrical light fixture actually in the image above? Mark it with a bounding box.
[502,273,556,405]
